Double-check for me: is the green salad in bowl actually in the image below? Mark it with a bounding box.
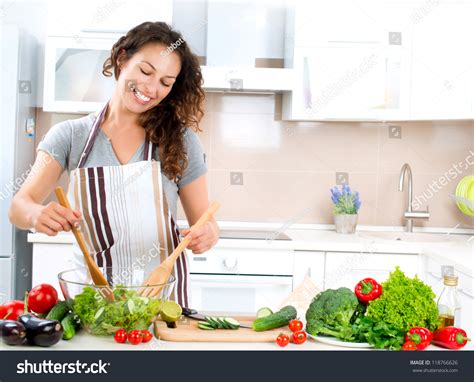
[58,267,175,335]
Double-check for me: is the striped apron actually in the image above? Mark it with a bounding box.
[67,105,189,306]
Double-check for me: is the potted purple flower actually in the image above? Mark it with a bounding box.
[330,184,361,234]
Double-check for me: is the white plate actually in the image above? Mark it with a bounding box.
[307,333,373,348]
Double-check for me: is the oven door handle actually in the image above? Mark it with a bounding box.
[189,274,293,286]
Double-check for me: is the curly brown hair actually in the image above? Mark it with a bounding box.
[103,22,205,182]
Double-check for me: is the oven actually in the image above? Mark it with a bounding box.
[187,231,294,314]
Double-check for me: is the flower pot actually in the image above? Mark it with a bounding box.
[334,214,358,234]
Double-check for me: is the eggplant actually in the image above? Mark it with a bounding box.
[0,320,26,346]
[18,314,63,347]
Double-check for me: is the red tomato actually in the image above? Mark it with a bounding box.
[141,330,153,343]
[127,330,143,345]
[0,300,25,320]
[292,330,307,345]
[276,333,290,347]
[114,329,128,344]
[288,320,303,332]
[28,284,58,314]
[402,341,417,351]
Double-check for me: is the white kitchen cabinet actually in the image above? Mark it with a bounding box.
[292,250,325,290]
[283,1,415,121]
[324,251,418,290]
[31,242,74,297]
[410,1,474,120]
[47,0,173,38]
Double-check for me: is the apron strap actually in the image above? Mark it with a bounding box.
[77,103,109,168]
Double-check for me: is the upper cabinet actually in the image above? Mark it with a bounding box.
[282,1,415,121]
[282,0,474,121]
[409,1,474,120]
[47,0,173,37]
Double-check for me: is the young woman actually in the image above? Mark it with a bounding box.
[9,22,219,306]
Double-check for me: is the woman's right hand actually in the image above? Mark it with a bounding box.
[31,202,82,236]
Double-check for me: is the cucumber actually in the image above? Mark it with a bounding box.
[252,306,297,332]
[205,317,219,329]
[62,313,81,340]
[46,300,71,321]
[256,307,273,319]
[224,318,240,330]
[217,317,229,329]
[203,316,240,330]
[198,322,215,330]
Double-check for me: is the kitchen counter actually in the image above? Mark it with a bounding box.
[2,330,471,351]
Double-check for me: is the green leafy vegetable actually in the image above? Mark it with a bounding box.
[305,287,359,341]
[366,267,439,333]
[72,286,162,335]
[352,316,405,350]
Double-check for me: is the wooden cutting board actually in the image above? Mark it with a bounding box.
[154,316,283,342]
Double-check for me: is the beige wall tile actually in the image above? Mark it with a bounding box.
[212,93,276,114]
[379,121,474,173]
[208,170,375,225]
[209,113,380,173]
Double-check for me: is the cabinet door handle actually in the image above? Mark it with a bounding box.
[458,287,474,298]
[427,271,443,280]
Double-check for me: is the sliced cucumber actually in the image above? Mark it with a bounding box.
[205,317,219,329]
[198,322,215,330]
[217,317,229,329]
[224,318,240,330]
[201,316,241,330]
[256,307,273,319]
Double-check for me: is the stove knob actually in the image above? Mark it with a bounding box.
[224,257,238,269]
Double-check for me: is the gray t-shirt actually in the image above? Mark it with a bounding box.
[37,113,207,219]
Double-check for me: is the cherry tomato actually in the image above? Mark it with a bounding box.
[114,329,128,344]
[276,333,290,347]
[127,330,143,345]
[27,284,58,314]
[0,300,25,320]
[141,330,153,343]
[292,330,307,345]
[288,319,303,332]
[402,341,417,351]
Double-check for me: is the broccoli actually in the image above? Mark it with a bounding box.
[305,287,359,341]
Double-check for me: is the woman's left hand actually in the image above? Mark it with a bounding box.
[181,220,219,254]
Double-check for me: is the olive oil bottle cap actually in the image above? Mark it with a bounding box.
[443,275,458,286]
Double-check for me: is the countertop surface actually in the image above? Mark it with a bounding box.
[3,330,471,351]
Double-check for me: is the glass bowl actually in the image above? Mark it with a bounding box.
[58,267,175,336]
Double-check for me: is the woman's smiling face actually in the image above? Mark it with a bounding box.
[116,42,182,114]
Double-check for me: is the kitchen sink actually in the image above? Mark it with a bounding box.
[358,232,457,243]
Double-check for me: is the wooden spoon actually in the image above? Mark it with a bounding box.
[139,201,220,297]
[55,187,115,302]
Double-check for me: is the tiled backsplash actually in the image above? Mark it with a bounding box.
[35,93,474,229]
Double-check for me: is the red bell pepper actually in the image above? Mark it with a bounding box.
[433,327,470,350]
[354,278,382,304]
[405,327,433,350]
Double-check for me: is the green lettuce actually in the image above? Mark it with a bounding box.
[366,267,439,333]
[72,286,162,335]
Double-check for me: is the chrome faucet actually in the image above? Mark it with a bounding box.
[399,163,430,232]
